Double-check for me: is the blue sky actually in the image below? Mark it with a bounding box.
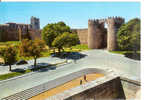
[0,2,140,29]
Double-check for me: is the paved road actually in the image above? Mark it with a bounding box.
[0,50,140,99]
[0,57,66,75]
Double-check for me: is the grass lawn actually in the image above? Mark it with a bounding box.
[0,41,21,47]
[0,69,31,81]
[109,51,140,55]
[110,50,140,60]
[17,44,90,61]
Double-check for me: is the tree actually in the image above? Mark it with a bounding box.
[0,46,17,71]
[117,18,140,51]
[52,32,79,53]
[42,22,71,48]
[20,39,45,67]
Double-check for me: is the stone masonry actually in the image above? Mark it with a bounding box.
[0,16,41,41]
[73,17,124,51]
[88,17,124,51]
[0,16,124,51]
[88,19,107,49]
[66,77,125,100]
[106,17,124,51]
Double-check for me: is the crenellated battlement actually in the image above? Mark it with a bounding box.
[88,19,101,25]
[88,18,107,26]
[106,16,125,24]
[89,17,124,25]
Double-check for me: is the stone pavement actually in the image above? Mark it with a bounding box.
[0,50,140,99]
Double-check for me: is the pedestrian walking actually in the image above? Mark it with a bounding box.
[84,75,87,81]
[80,80,82,85]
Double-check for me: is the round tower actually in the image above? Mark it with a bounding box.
[106,17,124,51]
[88,19,105,49]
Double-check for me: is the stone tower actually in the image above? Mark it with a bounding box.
[88,19,106,49]
[106,17,124,51]
[30,16,40,30]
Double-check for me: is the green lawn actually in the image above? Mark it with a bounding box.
[72,44,90,50]
[109,51,140,55]
[0,41,21,47]
[0,69,31,81]
[0,43,90,62]
[17,44,90,61]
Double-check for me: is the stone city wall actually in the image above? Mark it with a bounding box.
[120,77,140,99]
[0,26,19,41]
[72,29,88,44]
[88,17,124,50]
[0,16,124,51]
[0,25,41,41]
[88,19,107,49]
[66,77,125,100]
[28,29,42,40]
[65,77,140,100]
[106,17,124,51]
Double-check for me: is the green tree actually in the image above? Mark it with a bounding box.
[42,22,71,48]
[52,32,79,53]
[20,39,45,67]
[0,46,17,71]
[117,18,140,51]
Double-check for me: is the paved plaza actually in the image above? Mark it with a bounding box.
[0,50,140,99]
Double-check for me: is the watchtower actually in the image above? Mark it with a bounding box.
[106,17,124,51]
[88,19,106,49]
[30,16,40,30]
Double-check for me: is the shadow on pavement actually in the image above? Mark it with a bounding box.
[37,66,56,72]
[11,68,26,73]
[51,52,87,60]
[27,62,57,72]
[124,53,140,60]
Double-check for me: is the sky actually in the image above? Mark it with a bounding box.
[0,2,140,29]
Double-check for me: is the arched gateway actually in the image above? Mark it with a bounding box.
[88,17,124,51]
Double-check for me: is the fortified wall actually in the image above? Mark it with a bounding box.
[0,24,19,41]
[72,29,88,44]
[0,16,41,41]
[88,19,107,49]
[0,16,124,51]
[75,17,124,51]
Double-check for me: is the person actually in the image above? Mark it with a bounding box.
[84,75,87,81]
[80,80,82,85]
[74,59,76,64]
